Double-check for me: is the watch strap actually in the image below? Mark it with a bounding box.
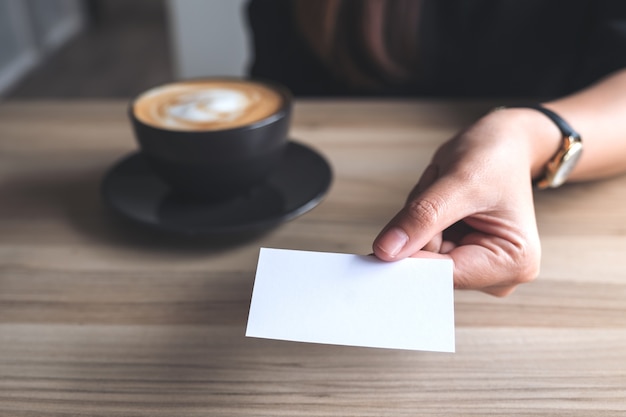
[513,104,581,140]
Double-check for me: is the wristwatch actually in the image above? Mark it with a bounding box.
[512,104,583,189]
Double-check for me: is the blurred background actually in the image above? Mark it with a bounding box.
[1,0,250,99]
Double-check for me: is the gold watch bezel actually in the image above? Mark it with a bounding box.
[535,135,583,189]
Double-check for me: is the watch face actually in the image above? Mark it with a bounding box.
[551,141,583,187]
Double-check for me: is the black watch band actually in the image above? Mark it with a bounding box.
[512,104,581,141]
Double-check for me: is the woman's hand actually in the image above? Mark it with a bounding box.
[372,69,626,295]
[372,108,557,296]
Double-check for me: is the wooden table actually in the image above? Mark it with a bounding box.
[1,100,625,416]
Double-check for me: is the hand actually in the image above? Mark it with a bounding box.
[372,109,547,296]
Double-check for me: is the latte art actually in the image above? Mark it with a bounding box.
[168,89,249,125]
[133,80,283,131]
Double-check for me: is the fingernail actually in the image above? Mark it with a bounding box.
[377,227,409,257]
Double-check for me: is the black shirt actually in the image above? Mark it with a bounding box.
[247,0,626,98]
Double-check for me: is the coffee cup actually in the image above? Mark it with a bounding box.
[129,77,292,201]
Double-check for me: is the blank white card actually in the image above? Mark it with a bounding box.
[246,248,455,352]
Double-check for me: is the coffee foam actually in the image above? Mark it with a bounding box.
[133,80,283,131]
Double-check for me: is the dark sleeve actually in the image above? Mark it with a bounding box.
[414,0,626,98]
[573,1,626,89]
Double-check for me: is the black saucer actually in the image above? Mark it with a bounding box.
[101,141,332,236]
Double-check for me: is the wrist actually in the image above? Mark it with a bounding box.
[483,107,564,181]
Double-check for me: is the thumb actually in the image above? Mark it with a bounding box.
[373,172,472,261]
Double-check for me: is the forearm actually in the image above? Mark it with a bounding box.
[545,68,626,181]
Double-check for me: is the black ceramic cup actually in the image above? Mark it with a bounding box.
[129,78,292,201]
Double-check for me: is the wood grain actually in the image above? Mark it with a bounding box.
[0,100,625,416]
